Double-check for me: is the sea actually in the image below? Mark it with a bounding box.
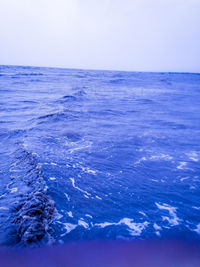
[0,65,200,247]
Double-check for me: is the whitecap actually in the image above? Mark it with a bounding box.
[151,179,159,182]
[96,195,102,200]
[194,224,200,235]
[50,162,57,166]
[62,223,77,235]
[95,218,149,236]
[85,214,93,218]
[10,187,18,193]
[153,223,162,235]
[119,218,149,236]
[78,219,89,229]
[177,162,187,170]
[67,211,73,218]
[180,177,189,181]
[153,223,162,231]
[155,202,180,226]
[134,157,147,165]
[186,151,199,162]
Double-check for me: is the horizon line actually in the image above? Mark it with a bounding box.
[0,64,200,75]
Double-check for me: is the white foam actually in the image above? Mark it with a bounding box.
[68,141,92,154]
[0,206,9,210]
[69,147,83,154]
[153,223,162,231]
[96,195,102,200]
[135,154,173,165]
[9,167,20,172]
[119,218,149,236]
[62,223,77,234]
[150,154,173,161]
[190,185,196,190]
[70,178,91,196]
[155,202,180,226]
[0,193,6,200]
[78,219,89,229]
[180,177,189,181]
[177,162,187,170]
[192,206,200,210]
[50,162,57,166]
[95,222,116,228]
[37,163,42,170]
[55,212,63,220]
[22,143,28,148]
[151,179,159,182]
[10,187,18,193]
[95,218,149,236]
[194,224,200,234]
[138,211,147,217]
[44,185,48,192]
[67,211,73,218]
[135,157,147,165]
[6,182,13,190]
[85,214,93,218]
[186,151,199,162]
[80,166,97,175]
[86,169,96,175]
[49,177,56,180]
[64,192,70,201]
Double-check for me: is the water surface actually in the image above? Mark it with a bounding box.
[0,65,200,246]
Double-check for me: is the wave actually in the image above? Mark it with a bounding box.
[36,110,80,124]
[16,72,44,76]
[108,78,126,84]
[58,90,87,104]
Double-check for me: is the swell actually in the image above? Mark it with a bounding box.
[5,148,55,247]
[36,110,80,124]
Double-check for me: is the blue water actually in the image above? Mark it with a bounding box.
[0,65,200,246]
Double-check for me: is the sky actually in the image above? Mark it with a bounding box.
[0,0,200,73]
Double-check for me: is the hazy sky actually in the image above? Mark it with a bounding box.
[0,0,200,72]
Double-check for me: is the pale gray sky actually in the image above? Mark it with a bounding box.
[0,0,200,72]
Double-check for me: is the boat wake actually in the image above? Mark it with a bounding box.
[1,148,55,247]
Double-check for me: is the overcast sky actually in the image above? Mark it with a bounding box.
[0,0,200,72]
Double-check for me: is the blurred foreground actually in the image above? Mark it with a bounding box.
[0,240,200,267]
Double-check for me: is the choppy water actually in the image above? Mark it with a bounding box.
[0,65,200,247]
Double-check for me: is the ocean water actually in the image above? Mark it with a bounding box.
[0,65,200,247]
